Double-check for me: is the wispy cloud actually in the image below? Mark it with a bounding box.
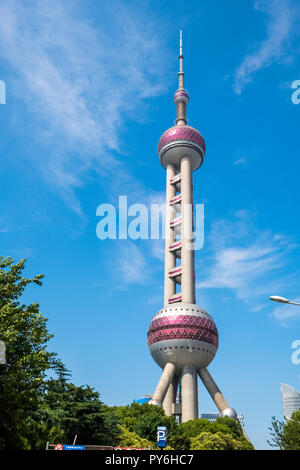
[151,239,165,262]
[233,0,296,94]
[0,0,169,212]
[271,298,300,326]
[118,241,147,285]
[197,211,297,308]
[233,147,260,168]
[234,157,247,167]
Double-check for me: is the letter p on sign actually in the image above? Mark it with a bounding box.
[157,426,167,448]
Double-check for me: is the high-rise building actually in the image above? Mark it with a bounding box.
[281,383,300,419]
[147,32,238,424]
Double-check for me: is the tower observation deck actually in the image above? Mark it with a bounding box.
[147,32,238,424]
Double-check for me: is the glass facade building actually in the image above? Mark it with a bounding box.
[280,383,300,419]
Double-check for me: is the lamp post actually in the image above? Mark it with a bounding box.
[270,296,300,307]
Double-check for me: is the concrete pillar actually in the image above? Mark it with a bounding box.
[195,370,198,418]
[149,363,176,407]
[198,367,229,412]
[181,364,198,421]
[163,374,178,416]
[164,164,176,306]
[176,101,187,126]
[181,157,195,304]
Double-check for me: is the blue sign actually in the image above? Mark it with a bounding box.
[63,445,85,450]
[157,426,167,448]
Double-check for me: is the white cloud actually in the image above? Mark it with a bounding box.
[271,298,300,325]
[233,0,295,94]
[151,239,165,262]
[234,157,247,166]
[197,212,296,307]
[0,0,169,212]
[118,241,147,285]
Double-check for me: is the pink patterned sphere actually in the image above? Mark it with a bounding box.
[174,90,189,104]
[148,303,218,370]
[157,126,206,171]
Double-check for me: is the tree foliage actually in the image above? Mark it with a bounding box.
[113,402,177,443]
[177,417,253,450]
[190,431,249,450]
[168,432,191,450]
[0,257,120,449]
[268,412,300,450]
[37,377,121,447]
[118,425,153,449]
[267,416,284,449]
[0,257,59,449]
[281,410,300,450]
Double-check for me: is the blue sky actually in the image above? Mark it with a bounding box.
[0,0,300,449]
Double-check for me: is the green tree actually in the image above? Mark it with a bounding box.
[0,257,60,449]
[215,417,244,439]
[114,402,177,443]
[0,256,120,450]
[178,417,253,450]
[190,431,247,450]
[168,432,191,450]
[133,406,177,443]
[281,410,300,450]
[177,418,211,438]
[118,425,153,449]
[113,402,147,431]
[39,377,121,446]
[267,416,284,449]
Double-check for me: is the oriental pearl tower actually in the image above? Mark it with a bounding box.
[147,32,238,423]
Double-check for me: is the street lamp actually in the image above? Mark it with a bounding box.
[270,296,300,307]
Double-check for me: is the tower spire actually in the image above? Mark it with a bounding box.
[174,30,189,126]
[178,29,184,89]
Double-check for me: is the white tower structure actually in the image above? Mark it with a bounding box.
[147,32,238,423]
[281,383,300,420]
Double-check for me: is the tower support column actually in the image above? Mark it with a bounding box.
[181,364,198,421]
[163,374,179,416]
[181,156,195,304]
[198,367,229,412]
[164,164,177,306]
[149,362,176,407]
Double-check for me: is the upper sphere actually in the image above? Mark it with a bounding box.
[174,89,189,104]
[158,126,206,171]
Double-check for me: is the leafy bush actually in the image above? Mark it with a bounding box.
[190,431,251,450]
[118,425,153,449]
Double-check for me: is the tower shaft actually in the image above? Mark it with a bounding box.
[164,164,177,306]
[164,156,196,305]
[181,156,195,304]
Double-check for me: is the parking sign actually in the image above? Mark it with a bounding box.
[157,426,167,448]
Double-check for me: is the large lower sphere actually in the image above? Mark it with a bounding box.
[148,303,218,371]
